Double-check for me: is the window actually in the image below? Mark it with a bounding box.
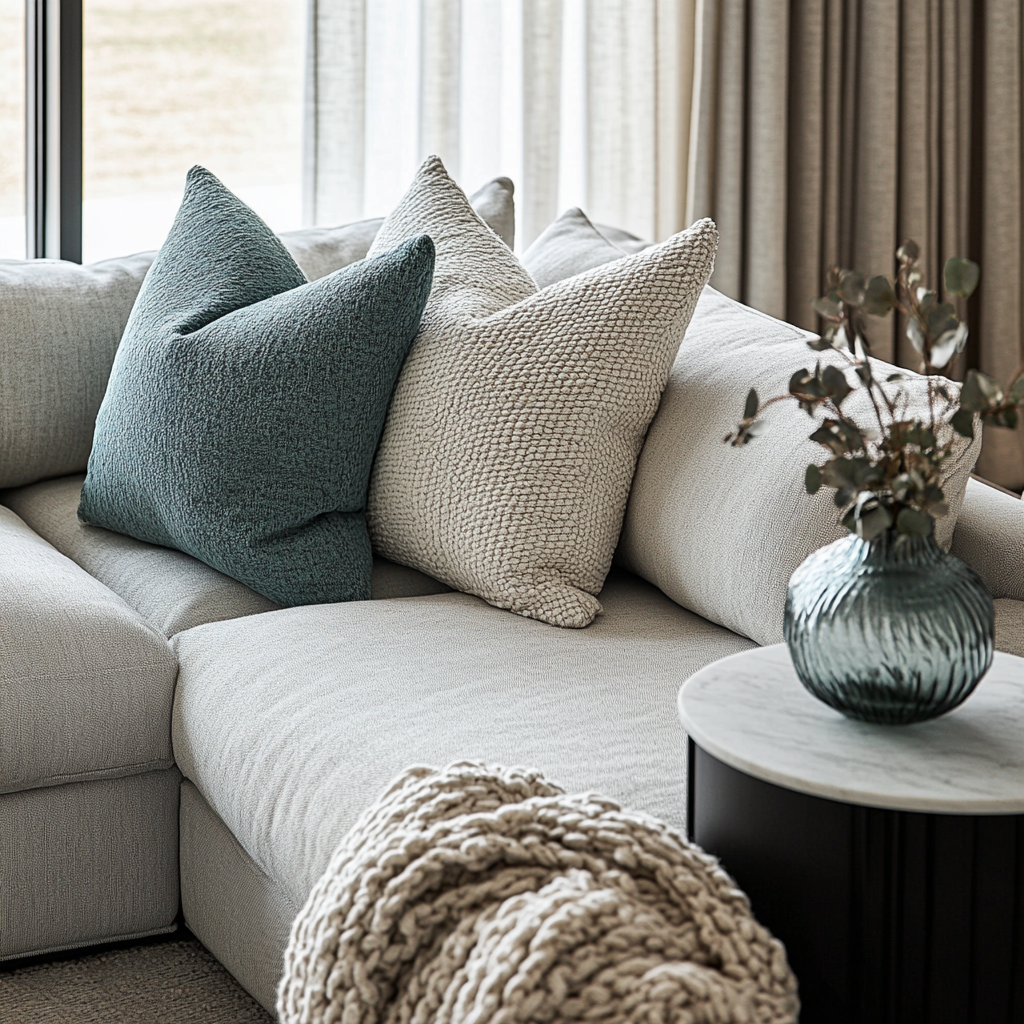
[82,0,306,263]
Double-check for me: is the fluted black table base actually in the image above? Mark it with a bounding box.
[687,740,1024,1024]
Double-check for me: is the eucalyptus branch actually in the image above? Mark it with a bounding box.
[725,241,1023,540]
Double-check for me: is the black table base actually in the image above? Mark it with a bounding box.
[687,740,1024,1024]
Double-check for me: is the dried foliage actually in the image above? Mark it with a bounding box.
[726,243,1024,540]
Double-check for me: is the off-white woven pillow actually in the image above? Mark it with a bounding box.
[365,156,718,628]
[617,286,984,646]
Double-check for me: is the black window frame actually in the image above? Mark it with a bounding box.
[26,0,82,262]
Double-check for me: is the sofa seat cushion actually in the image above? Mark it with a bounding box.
[170,569,754,910]
[2,476,451,638]
[0,506,178,794]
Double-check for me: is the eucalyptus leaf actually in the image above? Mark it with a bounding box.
[805,464,822,495]
[926,302,958,339]
[950,408,975,439]
[959,370,1004,412]
[944,257,980,298]
[916,287,936,314]
[896,507,933,537]
[743,388,759,420]
[1009,375,1024,404]
[811,420,864,455]
[983,408,1020,430]
[813,297,842,320]
[929,322,968,369]
[807,334,836,352]
[896,240,920,263]
[906,317,926,354]
[838,270,866,306]
[857,503,893,541]
[862,275,896,316]
[821,364,852,405]
[903,423,937,450]
[886,372,905,382]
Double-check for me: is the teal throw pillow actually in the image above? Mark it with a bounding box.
[79,166,435,606]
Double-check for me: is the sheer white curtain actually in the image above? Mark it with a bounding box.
[303,0,697,249]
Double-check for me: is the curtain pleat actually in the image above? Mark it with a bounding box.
[307,0,697,251]
[305,0,366,226]
[975,0,1024,485]
[521,0,563,246]
[688,0,1024,489]
[418,0,462,177]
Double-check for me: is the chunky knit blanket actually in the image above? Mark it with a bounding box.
[278,762,799,1024]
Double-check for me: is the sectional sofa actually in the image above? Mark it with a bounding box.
[2,183,1022,1017]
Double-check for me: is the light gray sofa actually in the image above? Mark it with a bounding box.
[2,220,1022,1017]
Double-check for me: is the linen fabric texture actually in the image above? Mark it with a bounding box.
[4,475,450,638]
[78,166,435,607]
[0,505,176,794]
[617,286,983,646]
[365,156,718,628]
[0,179,511,492]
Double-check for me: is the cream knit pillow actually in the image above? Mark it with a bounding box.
[366,157,718,628]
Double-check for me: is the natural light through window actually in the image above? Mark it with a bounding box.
[0,0,25,259]
[82,0,305,264]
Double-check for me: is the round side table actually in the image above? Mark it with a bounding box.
[679,644,1024,1024]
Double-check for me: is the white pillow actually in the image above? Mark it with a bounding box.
[366,156,718,628]
[617,286,983,645]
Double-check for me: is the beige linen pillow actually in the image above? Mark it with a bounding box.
[365,156,718,628]
[617,286,983,646]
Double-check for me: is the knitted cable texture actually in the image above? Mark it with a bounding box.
[278,762,799,1024]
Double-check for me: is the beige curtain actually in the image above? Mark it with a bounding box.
[303,0,696,250]
[687,0,1024,490]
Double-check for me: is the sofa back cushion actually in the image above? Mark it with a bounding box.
[616,286,983,646]
[0,179,514,490]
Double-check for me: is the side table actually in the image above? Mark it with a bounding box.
[679,644,1024,1024]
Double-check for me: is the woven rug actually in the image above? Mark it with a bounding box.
[279,761,800,1024]
[0,936,272,1023]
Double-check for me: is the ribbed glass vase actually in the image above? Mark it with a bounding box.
[784,528,994,724]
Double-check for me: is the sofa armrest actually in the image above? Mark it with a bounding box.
[948,477,1024,601]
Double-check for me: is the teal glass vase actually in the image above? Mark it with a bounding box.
[784,527,994,724]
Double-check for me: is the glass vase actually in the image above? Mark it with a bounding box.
[784,527,994,724]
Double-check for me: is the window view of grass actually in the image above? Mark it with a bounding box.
[0,0,25,258]
[83,0,305,262]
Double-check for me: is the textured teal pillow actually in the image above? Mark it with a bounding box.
[79,166,434,606]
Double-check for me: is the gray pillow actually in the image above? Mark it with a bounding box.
[78,166,435,607]
[521,208,629,289]
[594,222,652,254]
[0,177,514,490]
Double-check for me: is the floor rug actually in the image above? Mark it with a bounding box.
[0,936,273,1023]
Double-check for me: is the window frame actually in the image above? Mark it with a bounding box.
[26,0,82,262]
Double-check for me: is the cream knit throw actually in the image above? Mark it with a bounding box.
[278,762,799,1024]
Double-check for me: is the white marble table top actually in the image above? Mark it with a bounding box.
[678,644,1024,814]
